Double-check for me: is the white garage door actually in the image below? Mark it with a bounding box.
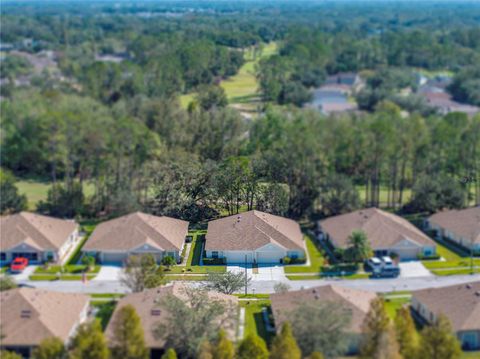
[225,252,253,264]
[393,247,421,260]
[102,252,127,264]
[256,251,283,264]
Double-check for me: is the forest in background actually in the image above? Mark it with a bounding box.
[1,0,479,222]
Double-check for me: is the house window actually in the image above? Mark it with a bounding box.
[0,252,6,261]
[287,251,299,259]
[424,249,432,256]
[212,251,219,259]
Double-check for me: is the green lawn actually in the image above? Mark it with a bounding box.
[164,275,208,281]
[33,264,100,275]
[29,274,97,281]
[241,300,273,344]
[286,273,370,281]
[383,296,411,320]
[90,293,124,299]
[163,231,226,274]
[430,268,479,276]
[179,42,278,111]
[92,301,117,330]
[16,179,95,210]
[284,235,325,274]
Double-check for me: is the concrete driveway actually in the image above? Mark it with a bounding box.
[399,261,432,278]
[10,265,38,281]
[256,265,286,281]
[92,265,123,281]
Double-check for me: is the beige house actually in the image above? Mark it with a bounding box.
[411,282,480,350]
[270,285,376,354]
[0,212,79,265]
[205,210,305,264]
[318,208,437,260]
[105,283,238,356]
[426,207,480,253]
[82,212,189,264]
[0,288,90,357]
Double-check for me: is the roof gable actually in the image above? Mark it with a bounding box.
[205,210,304,252]
[83,212,189,252]
[0,212,77,251]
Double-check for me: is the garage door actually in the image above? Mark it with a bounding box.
[225,252,253,264]
[102,252,127,264]
[256,251,282,264]
[393,247,421,260]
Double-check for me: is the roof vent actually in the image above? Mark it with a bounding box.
[312,288,317,294]
[466,284,472,289]
[21,310,31,318]
[314,295,319,300]
[475,291,480,297]
[151,309,161,316]
[237,216,241,223]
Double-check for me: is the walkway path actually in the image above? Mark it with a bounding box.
[178,243,192,266]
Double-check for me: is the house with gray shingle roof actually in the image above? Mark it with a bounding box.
[318,208,437,260]
[205,210,305,264]
[426,207,480,253]
[411,282,480,350]
[0,288,89,357]
[82,212,189,264]
[0,212,79,265]
[270,284,377,354]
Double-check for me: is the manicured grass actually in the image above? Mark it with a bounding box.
[29,274,97,281]
[235,294,271,299]
[164,231,226,274]
[34,264,100,274]
[423,259,480,269]
[67,220,98,265]
[165,275,208,281]
[179,42,278,111]
[0,266,8,274]
[92,300,117,330]
[284,235,325,274]
[286,273,370,281]
[430,268,479,276]
[241,300,273,343]
[383,297,411,320]
[461,351,480,358]
[16,179,95,210]
[90,293,124,299]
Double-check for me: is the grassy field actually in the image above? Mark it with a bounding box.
[241,299,273,344]
[284,235,325,274]
[179,42,278,111]
[286,273,370,281]
[16,179,95,210]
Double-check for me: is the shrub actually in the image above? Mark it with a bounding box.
[202,258,225,265]
[282,256,292,265]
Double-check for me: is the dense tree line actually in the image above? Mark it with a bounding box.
[2,87,478,219]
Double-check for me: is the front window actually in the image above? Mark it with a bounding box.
[0,252,6,261]
[212,251,219,259]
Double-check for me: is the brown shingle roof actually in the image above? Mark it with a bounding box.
[0,288,89,346]
[270,285,376,333]
[0,212,78,251]
[104,283,238,349]
[205,210,304,251]
[412,282,480,332]
[319,208,435,249]
[429,207,480,244]
[83,212,189,252]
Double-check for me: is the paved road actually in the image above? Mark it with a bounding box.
[17,273,480,294]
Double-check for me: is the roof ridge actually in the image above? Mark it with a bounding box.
[18,213,58,249]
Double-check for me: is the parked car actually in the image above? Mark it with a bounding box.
[10,257,29,273]
[381,256,395,268]
[372,266,400,278]
[366,257,382,272]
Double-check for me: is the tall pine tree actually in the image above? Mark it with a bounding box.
[417,314,462,359]
[237,334,269,359]
[395,307,418,358]
[269,322,301,359]
[110,305,149,359]
[212,330,234,359]
[69,320,109,359]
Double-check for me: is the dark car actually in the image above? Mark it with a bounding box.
[371,267,400,278]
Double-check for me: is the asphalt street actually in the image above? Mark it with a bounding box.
[18,273,480,294]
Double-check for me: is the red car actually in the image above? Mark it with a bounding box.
[10,257,29,273]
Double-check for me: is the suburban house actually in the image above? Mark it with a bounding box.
[104,283,238,357]
[0,288,90,357]
[270,285,377,354]
[411,282,480,350]
[0,212,79,265]
[82,212,189,264]
[318,208,437,260]
[426,207,480,253]
[205,210,305,264]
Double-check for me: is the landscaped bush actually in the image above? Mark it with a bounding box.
[417,254,441,260]
[281,256,291,265]
[321,263,359,275]
[202,257,225,265]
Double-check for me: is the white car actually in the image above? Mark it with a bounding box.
[367,257,382,271]
[381,256,395,268]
